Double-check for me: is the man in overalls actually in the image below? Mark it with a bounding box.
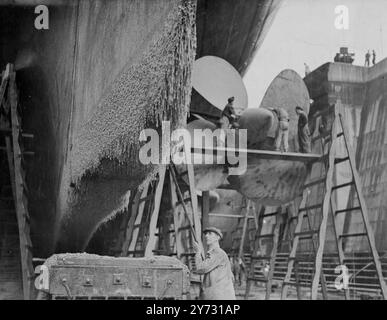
[273,107,290,152]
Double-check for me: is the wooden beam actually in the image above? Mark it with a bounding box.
[8,65,34,300]
[0,67,9,110]
[186,161,202,245]
[265,206,282,300]
[311,112,338,300]
[121,188,144,256]
[191,147,321,163]
[202,191,210,249]
[339,114,387,299]
[169,173,185,260]
[209,213,255,219]
[238,200,251,260]
[144,165,167,257]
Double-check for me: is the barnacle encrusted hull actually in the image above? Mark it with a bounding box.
[228,158,309,206]
[55,0,197,252]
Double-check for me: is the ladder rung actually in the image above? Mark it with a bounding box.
[260,212,278,219]
[126,250,145,254]
[24,151,34,156]
[251,256,272,260]
[294,230,319,237]
[257,234,274,239]
[1,145,36,157]
[299,236,314,240]
[0,128,34,139]
[180,252,195,256]
[287,257,298,261]
[247,277,268,283]
[299,203,322,212]
[283,281,302,287]
[335,206,361,215]
[332,181,354,191]
[304,177,326,189]
[178,225,191,231]
[340,232,367,238]
[154,230,174,236]
[335,157,349,164]
[337,132,344,137]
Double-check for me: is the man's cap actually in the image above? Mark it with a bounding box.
[228,96,235,103]
[203,227,223,239]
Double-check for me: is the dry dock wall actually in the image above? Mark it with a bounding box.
[304,59,387,252]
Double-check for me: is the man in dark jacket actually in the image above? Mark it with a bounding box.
[295,106,311,153]
[372,50,376,65]
[219,97,237,128]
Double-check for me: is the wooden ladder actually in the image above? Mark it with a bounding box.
[0,64,34,300]
[281,106,387,300]
[119,150,203,270]
[230,199,256,259]
[244,205,285,300]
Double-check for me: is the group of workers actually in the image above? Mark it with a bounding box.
[365,50,376,67]
[271,105,311,153]
[220,97,312,154]
[191,99,312,300]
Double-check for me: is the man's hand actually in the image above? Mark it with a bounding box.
[192,241,201,253]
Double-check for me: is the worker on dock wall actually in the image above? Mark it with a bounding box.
[372,50,376,65]
[193,227,236,300]
[296,106,311,153]
[365,50,371,67]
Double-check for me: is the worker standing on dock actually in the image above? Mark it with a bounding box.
[365,50,371,67]
[193,227,236,300]
[296,106,311,153]
[372,50,376,65]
